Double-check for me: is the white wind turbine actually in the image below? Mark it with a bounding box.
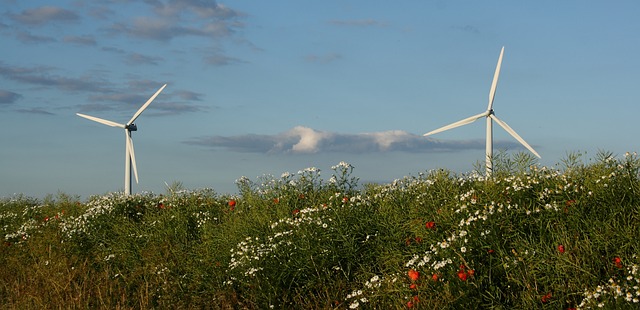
[77,84,167,195]
[423,47,540,177]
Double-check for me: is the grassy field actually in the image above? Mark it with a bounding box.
[1,152,639,309]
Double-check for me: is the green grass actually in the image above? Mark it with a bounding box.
[1,154,639,309]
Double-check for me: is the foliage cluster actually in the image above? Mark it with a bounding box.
[1,155,639,309]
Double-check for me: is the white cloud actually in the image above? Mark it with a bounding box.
[286,126,333,153]
[185,126,524,154]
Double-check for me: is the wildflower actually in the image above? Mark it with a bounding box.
[425,221,436,230]
[613,257,623,268]
[406,300,414,308]
[541,292,552,303]
[431,273,439,281]
[457,269,468,281]
[414,237,422,243]
[342,196,349,203]
[408,269,420,281]
[228,200,236,207]
[292,209,300,215]
[409,283,417,290]
[487,249,495,254]
[558,244,565,254]
[273,198,279,204]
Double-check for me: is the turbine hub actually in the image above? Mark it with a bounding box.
[126,123,138,131]
[488,109,494,116]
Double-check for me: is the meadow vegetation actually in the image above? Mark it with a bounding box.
[1,151,639,309]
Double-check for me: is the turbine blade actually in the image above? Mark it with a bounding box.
[128,84,167,125]
[126,133,139,184]
[490,114,541,158]
[487,46,505,111]
[423,111,489,136]
[76,113,125,128]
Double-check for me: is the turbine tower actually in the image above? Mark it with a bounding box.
[77,84,167,195]
[423,47,540,177]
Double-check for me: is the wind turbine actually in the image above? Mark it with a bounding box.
[423,47,540,177]
[77,84,167,195]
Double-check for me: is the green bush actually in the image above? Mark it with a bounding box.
[1,154,639,309]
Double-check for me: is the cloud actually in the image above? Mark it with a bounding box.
[106,0,245,42]
[0,62,108,93]
[63,35,97,46]
[329,19,388,27]
[125,53,164,66]
[185,126,524,154]
[9,6,80,26]
[16,108,55,115]
[81,82,206,115]
[0,90,22,104]
[175,90,203,101]
[15,31,56,44]
[204,53,246,66]
[453,24,480,34]
[305,53,342,64]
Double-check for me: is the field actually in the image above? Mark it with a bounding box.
[1,151,639,309]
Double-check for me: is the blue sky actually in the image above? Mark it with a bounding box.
[1,0,639,198]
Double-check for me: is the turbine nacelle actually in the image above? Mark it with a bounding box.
[126,124,138,131]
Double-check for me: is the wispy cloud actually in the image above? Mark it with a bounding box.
[329,19,388,27]
[106,1,245,42]
[9,6,80,26]
[15,31,56,44]
[16,107,55,115]
[0,62,204,115]
[0,90,22,104]
[125,53,164,66]
[63,35,97,46]
[204,53,247,66]
[0,63,109,92]
[185,126,523,154]
[305,53,342,64]
[453,24,480,34]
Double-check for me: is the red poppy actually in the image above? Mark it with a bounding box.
[273,198,280,204]
[406,301,414,308]
[228,200,236,207]
[292,209,300,215]
[557,244,565,254]
[487,249,495,254]
[457,269,468,281]
[425,221,436,230]
[613,257,623,268]
[409,283,417,290]
[431,273,439,281]
[342,196,349,203]
[408,269,419,281]
[541,292,552,303]
[414,236,423,243]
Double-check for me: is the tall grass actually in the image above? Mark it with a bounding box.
[1,154,639,309]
